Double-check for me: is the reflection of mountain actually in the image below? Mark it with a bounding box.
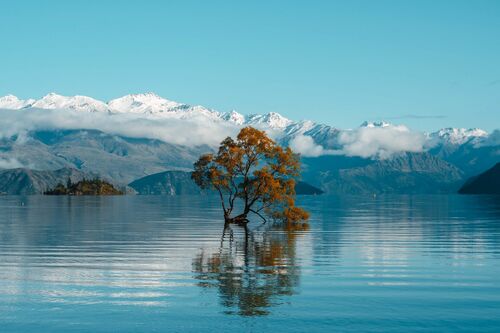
[192,225,304,316]
[309,194,500,267]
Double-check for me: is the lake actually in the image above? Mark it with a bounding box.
[0,195,499,332]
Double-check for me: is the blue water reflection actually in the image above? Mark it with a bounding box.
[0,195,499,332]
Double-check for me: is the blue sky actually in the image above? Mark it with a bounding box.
[0,0,498,131]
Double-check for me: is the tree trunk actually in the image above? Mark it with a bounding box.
[224,202,251,225]
[225,213,249,225]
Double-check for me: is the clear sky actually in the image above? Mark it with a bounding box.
[0,0,498,131]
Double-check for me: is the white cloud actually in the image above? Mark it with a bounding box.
[289,125,427,159]
[289,134,333,157]
[0,108,238,147]
[337,124,427,159]
[0,108,475,160]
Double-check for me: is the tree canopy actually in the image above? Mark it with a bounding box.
[191,127,309,225]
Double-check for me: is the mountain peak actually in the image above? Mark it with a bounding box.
[221,110,245,125]
[0,94,35,109]
[246,112,292,129]
[1,94,19,99]
[31,93,109,112]
[434,127,488,145]
[108,93,183,114]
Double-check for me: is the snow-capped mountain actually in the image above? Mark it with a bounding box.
[0,92,295,128]
[0,94,35,109]
[221,110,246,125]
[0,92,494,151]
[431,127,489,145]
[107,93,184,114]
[31,93,109,113]
[246,112,293,129]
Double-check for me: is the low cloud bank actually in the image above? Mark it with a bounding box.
[0,108,238,147]
[337,125,427,159]
[291,125,427,159]
[289,135,333,157]
[0,108,493,160]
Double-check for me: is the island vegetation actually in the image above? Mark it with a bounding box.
[44,178,124,196]
[192,126,309,225]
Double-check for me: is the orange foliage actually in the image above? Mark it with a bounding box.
[192,126,309,225]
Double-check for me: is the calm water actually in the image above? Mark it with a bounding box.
[0,195,499,332]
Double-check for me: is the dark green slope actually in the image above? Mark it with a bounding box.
[459,163,500,194]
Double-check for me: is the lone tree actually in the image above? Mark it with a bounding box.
[192,127,309,225]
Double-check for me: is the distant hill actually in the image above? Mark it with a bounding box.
[128,170,323,195]
[0,168,90,195]
[294,181,324,195]
[458,163,500,195]
[129,170,205,195]
[302,153,464,194]
[0,129,206,185]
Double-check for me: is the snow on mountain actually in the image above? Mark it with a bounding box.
[31,93,109,113]
[221,110,246,125]
[0,92,222,120]
[178,105,223,121]
[431,127,489,145]
[246,112,293,129]
[0,92,495,155]
[0,95,35,109]
[107,93,183,115]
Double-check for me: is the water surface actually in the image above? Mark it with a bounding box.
[0,195,499,332]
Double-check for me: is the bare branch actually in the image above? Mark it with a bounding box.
[249,208,267,223]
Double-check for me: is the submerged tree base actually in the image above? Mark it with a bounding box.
[224,215,249,225]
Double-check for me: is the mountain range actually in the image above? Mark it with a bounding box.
[0,92,498,194]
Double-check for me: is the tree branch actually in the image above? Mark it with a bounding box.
[249,208,267,223]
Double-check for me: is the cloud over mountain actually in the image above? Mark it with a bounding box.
[289,134,332,157]
[0,93,495,160]
[290,123,428,159]
[337,124,428,159]
[0,108,238,147]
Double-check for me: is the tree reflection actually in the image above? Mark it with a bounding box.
[192,223,307,316]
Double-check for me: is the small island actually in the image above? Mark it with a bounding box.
[44,179,124,196]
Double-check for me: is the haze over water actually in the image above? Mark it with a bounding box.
[0,195,499,332]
